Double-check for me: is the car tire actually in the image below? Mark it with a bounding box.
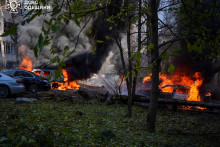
[0,85,10,98]
[28,84,38,93]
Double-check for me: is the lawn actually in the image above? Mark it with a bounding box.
[0,98,219,146]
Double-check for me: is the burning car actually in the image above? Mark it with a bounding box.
[2,69,51,92]
[0,72,25,98]
[138,84,190,100]
[160,85,190,100]
[32,69,65,89]
[142,71,212,103]
[32,69,65,82]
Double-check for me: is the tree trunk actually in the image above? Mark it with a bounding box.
[114,0,133,117]
[114,33,130,93]
[0,2,6,69]
[127,10,133,117]
[147,0,160,133]
[132,0,142,97]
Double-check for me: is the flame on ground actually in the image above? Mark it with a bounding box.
[51,69,80,90]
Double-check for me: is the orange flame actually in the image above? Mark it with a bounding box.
[33,71,41,76]
[187,72,203,101]
[19,58,33,71]
[121,75,126,84]
[143,71,207,110]
[143,73,152,83]
[18,45,33,71]
[18,45,79,90]
[205,92,211,96]
[51,69,80,90]
[143,71,204,101]
[42,71,50,77]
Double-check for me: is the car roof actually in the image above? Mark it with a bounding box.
[3,69,38,76]
[0,72,15,80]
[32,69,54,71]
[162,84,190,89]
[4,69,33,73]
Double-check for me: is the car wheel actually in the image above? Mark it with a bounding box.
[28,84,38,93]
[0,85,10,98]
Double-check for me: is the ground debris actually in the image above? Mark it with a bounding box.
[37,91,55,99]
[16,98,38,102]
[77,87,109,101]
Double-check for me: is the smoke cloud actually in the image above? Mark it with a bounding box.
[20,15,93,68]
[20,0,128,81]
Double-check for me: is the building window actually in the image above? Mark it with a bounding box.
[0,42,15,54]
[11,44,15,53]
[5,42,11,54]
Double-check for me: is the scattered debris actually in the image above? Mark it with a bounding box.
[16,98,38,102]
[37,91,55,100]
[77,88,91,100]
[77,86,109,101]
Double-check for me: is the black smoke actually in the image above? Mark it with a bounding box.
[64,16,115,80]
[169,0,220,95]
[171,47,215,81]
[64,0,127,80]
[170,42,217,96]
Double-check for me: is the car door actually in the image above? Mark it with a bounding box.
[14,71,37,87]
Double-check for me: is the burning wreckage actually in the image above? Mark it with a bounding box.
[15,55,220,112]
[138,70,217,111]
[142,71,212,102]
[0,0,219,112]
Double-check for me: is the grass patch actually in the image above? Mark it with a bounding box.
[0,98,219,146]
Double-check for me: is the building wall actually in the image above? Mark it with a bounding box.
[0,40,17,68]
[0,0,19,69]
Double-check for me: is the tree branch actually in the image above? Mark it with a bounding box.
[158,2,180,12]
[158,37,188,49]
[158,18,178,38]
